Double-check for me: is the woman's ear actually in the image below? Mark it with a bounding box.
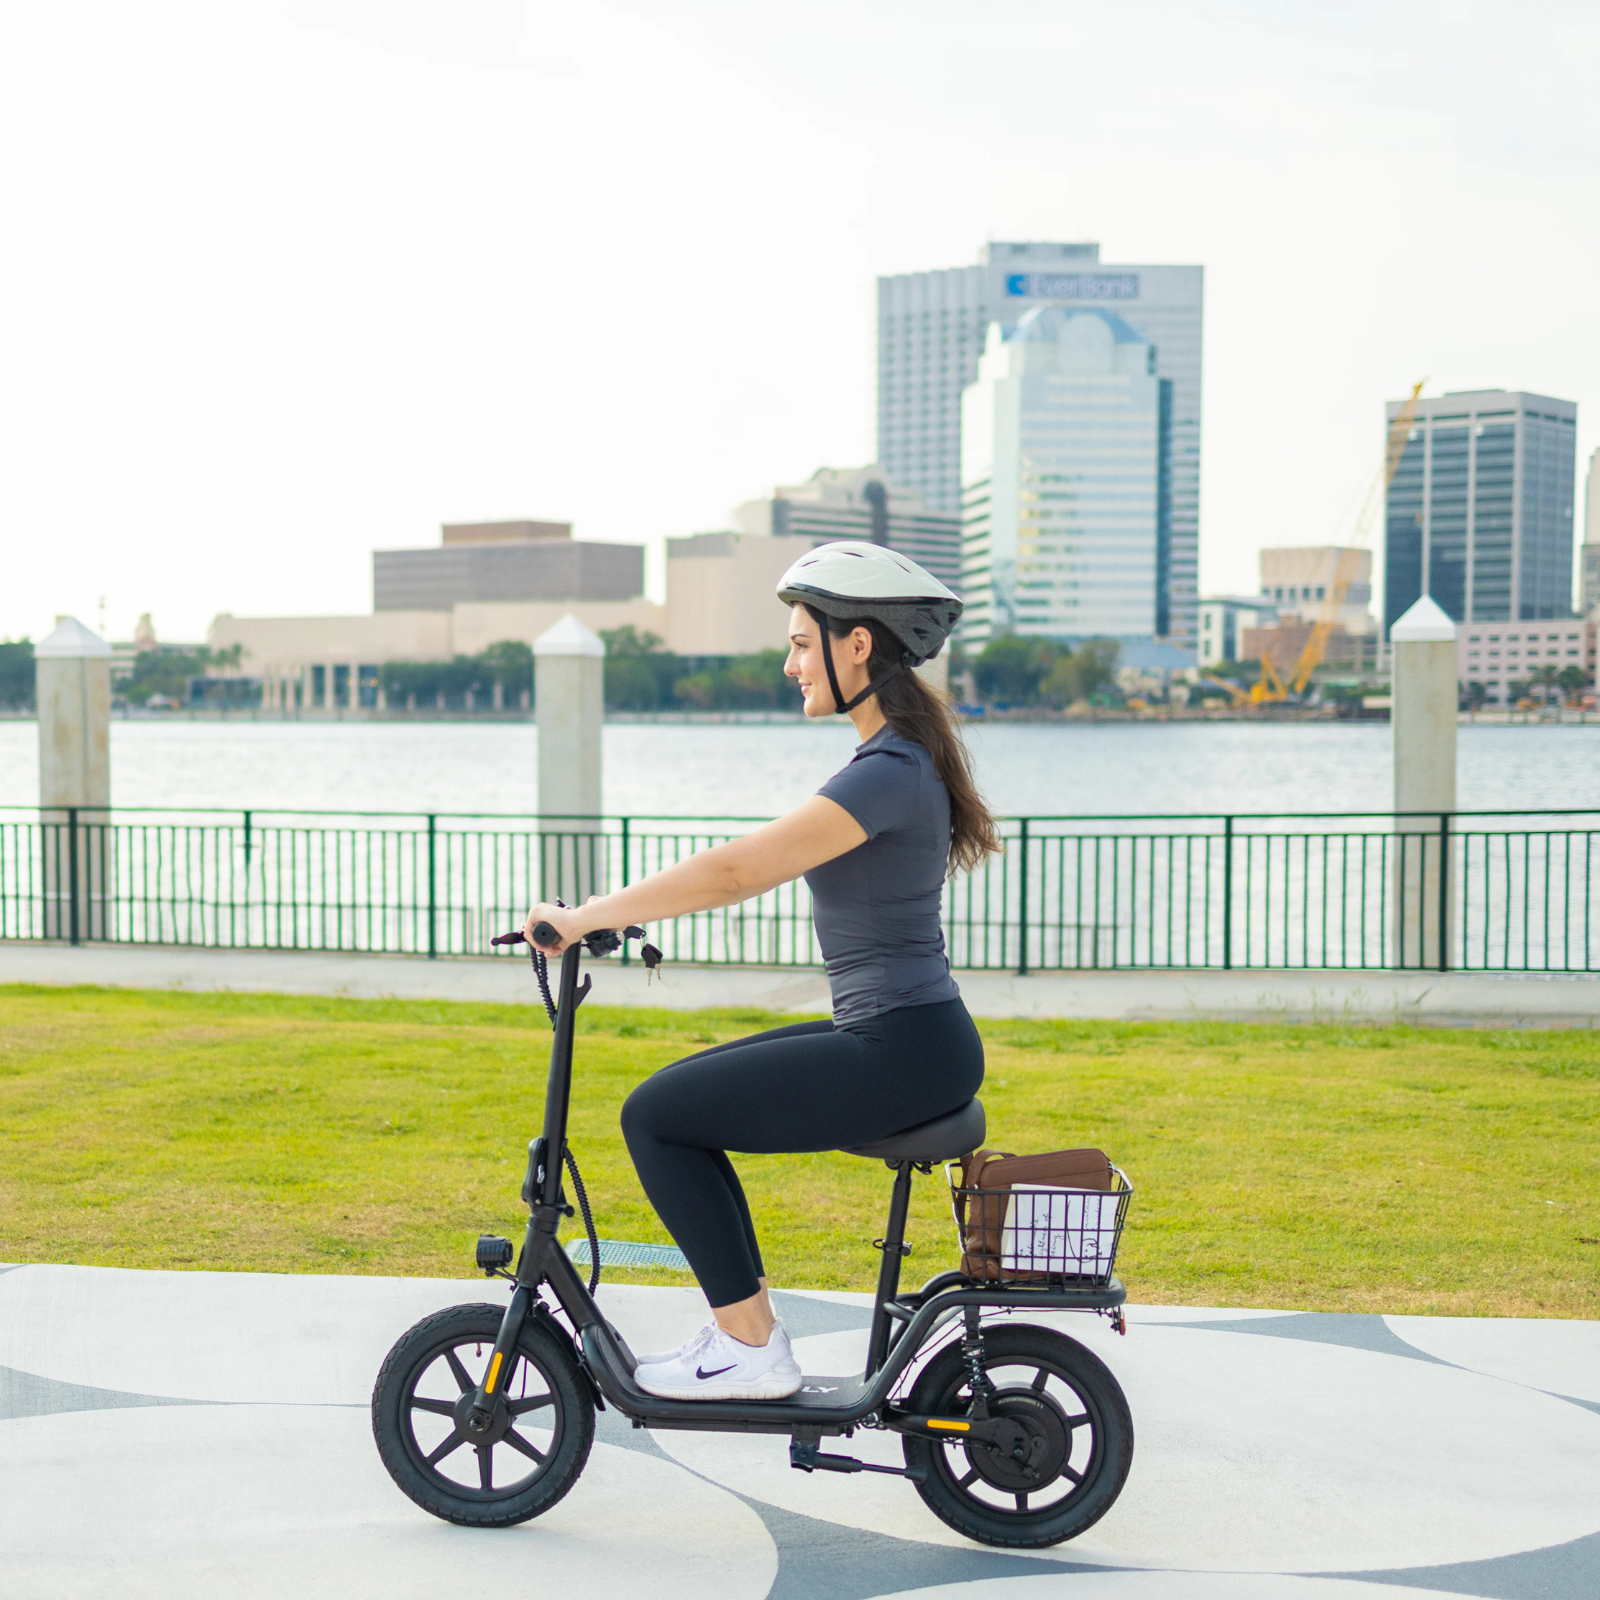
[851,625,874,663]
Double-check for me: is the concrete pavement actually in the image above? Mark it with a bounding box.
[2,1263,1597,1598]
[5,939,1600,1026]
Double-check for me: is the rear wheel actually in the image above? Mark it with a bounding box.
[372,1302,594,1527]
[901,1322,1132,1548]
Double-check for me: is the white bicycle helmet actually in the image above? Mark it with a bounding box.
[776,541,962,713]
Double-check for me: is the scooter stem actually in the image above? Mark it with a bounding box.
[539,944,584,1209]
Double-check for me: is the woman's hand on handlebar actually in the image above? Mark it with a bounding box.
[521,902,586,954]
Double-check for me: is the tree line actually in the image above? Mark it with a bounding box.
[0,640,32,708]
[963,635,1122,707]
[0,629,1128,713]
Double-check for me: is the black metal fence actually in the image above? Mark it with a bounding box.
[2,807,1597,973]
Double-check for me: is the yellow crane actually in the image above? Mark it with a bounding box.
[1252,380,1427,703]
[1200,673,1249,707]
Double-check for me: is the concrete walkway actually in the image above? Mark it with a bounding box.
[5,939,1600,1026]
[2,1264,1597,1598]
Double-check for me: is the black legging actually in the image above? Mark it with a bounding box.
[620,997,984,1306]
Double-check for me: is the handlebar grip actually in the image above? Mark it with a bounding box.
[532,921,560,948]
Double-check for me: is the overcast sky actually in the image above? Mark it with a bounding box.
[2,0,1596,645]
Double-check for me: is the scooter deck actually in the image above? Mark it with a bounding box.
[581,1320,874,1434]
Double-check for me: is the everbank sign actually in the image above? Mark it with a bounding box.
[1005,272,1140,300]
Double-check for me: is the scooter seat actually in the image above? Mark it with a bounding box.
[844,1098,985,1163]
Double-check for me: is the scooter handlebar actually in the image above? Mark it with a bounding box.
[489,924,561,948]
[490,923,648,956]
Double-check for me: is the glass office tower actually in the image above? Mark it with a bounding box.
[877,241,1202,648]
[1383,389,1579,635]
[961,306,1168,644]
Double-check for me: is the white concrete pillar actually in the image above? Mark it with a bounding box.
[36,616,113,939]
[1391,596,1457,969]
[535,614,605,906]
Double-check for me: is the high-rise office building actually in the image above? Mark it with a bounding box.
[730,465,962,590]
[1383,390,1578,635]
[877,241,1203,646]
[1581,445,1600,614]
[961,306,1168,644]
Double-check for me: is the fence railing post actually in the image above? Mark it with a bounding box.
[1015,817,1030,977]
[1221,815,1234,969]
[1437,810,1450,973]
[619,816,631,965]
[67,805,80,947]
[426,814,437,959]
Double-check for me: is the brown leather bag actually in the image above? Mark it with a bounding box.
[953,1147,1115,1281]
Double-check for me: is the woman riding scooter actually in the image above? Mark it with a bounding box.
[522,541,997,1402]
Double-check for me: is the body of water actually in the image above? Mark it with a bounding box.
[2,718,1597,818]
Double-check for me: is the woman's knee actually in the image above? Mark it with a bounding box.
[621,1069,683,1150]
[620,1080,655,1149]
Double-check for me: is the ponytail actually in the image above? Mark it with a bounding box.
[826,617,999,876]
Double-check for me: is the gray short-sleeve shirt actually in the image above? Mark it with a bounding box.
[806,726,961,1027]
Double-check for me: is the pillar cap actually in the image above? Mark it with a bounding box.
[1391,596,1456,642]
[36,615,112,659]
[534,614,605,658]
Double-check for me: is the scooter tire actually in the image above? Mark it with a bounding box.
[901,1322,1132,1548]
[372,1302,594,1527]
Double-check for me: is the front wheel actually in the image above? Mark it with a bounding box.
[901,1322,1133,1548]
[372,1302,594,1526]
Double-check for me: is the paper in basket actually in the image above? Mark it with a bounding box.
[1001,1185,1118,1277]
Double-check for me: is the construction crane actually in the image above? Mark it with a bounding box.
[1252,380,1427,702]
[1200,673,1249,707]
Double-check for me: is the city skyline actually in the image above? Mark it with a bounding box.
[2,2,1598,645]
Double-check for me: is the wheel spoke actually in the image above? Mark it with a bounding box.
[958,1466,980,1488]
[1062,1464,1083,1485]
[409,1396,456,1417]
[425,1433,465,1467]
[1014,1491,1029,1512]
[477,1445,493,1490]
[1063,1413,1090,1428]
[508,1393,554,1417]
[445,1349,473,1394]
[502,1428,546,1465]
[1030,1367,1050,1392]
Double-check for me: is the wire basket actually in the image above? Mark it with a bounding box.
[946,1164,1133,1285]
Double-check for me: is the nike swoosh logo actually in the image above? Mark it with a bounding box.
[696,1364,737,1379]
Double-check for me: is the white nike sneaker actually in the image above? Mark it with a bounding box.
[634,1321,802,1401]
[633,1319,718,1370]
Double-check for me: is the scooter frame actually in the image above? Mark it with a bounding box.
[462,938,1127,1476]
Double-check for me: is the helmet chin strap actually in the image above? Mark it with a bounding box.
[805,605,907,716]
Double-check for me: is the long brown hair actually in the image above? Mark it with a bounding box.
[827,616,999,876]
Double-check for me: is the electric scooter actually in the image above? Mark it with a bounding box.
[372,925,1135,1548]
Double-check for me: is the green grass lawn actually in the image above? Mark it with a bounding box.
[1,984,1596,1318]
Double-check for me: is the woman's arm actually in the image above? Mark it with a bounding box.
[522,795,867,951]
